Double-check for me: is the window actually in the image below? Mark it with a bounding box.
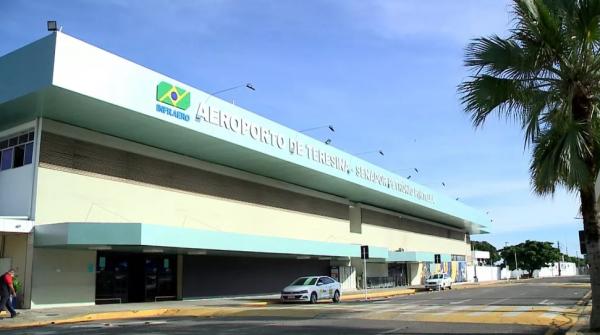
[291,277,318,286]
[451,254,466,261]
[13,145,24,168]
[0,130,35,172]
[24,143,33,165]
[322,277,334,284]
[1,148,13,170]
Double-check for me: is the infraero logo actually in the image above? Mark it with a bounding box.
[156,81,191,110]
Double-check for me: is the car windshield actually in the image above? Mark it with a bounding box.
[430,274,443,279]
[291,277,318,286]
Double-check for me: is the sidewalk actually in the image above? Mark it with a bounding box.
[0,279,518,329]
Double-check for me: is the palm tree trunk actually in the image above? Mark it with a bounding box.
[581,186,600,330]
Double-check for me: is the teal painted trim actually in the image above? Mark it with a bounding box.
[367,246,389,259]
[0,33,55,104]
[387,251,435,263]
[68,223,142,245]
[35,223,142,246]
[141,224,358,257]
[35,223,361,257]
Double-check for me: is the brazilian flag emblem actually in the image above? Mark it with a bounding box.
[156,81,191,110]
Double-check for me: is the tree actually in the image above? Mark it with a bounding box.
[472,241,501,265]
[458,0,600,329]
[500,240,561,276]
[564,254,588,267]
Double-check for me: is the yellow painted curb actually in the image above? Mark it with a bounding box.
[0,306,330,330]
[341,289,416,301]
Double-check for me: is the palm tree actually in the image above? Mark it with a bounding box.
[458,0,600,329]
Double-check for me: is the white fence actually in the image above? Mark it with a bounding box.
[533,262,577,278]
[466,265,502,282]
[466,262,579,282]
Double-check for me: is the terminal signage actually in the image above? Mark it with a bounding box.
[152,81,434,204]
[194,101,435,204]
[155,81,191,122]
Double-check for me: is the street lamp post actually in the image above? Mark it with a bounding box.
[195,83,255,120]
[299,125,335,133]
[354,150,384,157]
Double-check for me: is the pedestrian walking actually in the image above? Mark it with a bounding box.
[0,269,17,318]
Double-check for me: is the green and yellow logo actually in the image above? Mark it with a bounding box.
[156,81,191,110]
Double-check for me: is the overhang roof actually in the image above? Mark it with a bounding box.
[0,33,490,234]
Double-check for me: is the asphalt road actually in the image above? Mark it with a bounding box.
[6,276,590,335]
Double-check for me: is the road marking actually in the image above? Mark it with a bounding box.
[468,305,500,316]
[434,305,471,315]
[540,307,565,319]
[538,299,555,305]
[489,298,510,304]
[449,299,471,305]
[421,305,443,311]
[504,306,530,317]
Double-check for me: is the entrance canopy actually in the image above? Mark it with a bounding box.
[0,32,490,234]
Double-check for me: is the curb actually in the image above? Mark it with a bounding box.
[341,288,416,301]
[564,290,593,335]
[0,289,417,330]
[0,279,542,330]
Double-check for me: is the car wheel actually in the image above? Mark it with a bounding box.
[448,285,452,290]
[310,292,318,304]
[332,290,340,303]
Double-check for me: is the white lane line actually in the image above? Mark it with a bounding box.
[421,305,443,311]
[489,298,510,305]
[434,305,471,315]
[504,306,530,317]
[538,299,555,305]
[449,299,472,305]
[468,305,500,316]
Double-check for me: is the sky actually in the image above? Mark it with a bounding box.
[0,0,584,256]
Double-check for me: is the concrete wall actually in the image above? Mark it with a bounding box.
[0,121,37,217]
[409,263,422,285]
[30,248,96,309]
[35,129,471,256]
[2,234,27,278]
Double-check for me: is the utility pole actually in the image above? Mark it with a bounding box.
[557,241,562,277]
[504,242,510,281]
[514,249,518,280]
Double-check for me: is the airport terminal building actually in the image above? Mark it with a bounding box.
[0,33,489,308]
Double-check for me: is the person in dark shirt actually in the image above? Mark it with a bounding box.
[0,269,16,318]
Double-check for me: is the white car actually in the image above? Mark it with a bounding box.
[425,273,453,290]
[280,276,342,303]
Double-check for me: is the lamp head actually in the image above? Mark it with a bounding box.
[245,83,255,91]
[47,21,58,32]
